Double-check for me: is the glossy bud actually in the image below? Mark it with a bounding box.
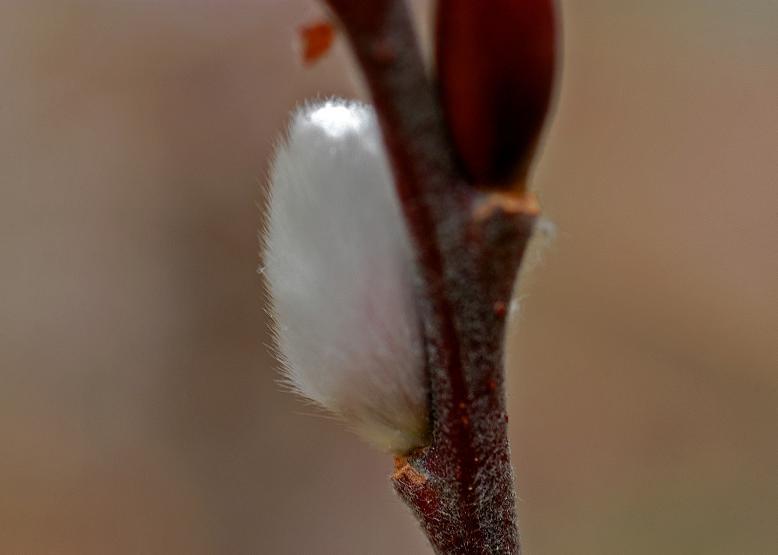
[436,0,556,188]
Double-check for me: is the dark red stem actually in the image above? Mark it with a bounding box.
[324,1,539,553]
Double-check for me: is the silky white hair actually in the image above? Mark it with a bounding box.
[262,99,428,453]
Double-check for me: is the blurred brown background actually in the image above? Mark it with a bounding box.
[1,1,775,553]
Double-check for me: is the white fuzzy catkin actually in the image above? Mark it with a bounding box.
[263,99,428,453]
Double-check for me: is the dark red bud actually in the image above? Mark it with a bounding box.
[436,0,557,188]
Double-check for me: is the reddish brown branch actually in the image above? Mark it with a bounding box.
[324,1,542,553]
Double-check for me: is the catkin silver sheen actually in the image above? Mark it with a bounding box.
[263,99,428,453]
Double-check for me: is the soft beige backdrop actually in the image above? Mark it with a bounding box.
[1,1,775,553]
